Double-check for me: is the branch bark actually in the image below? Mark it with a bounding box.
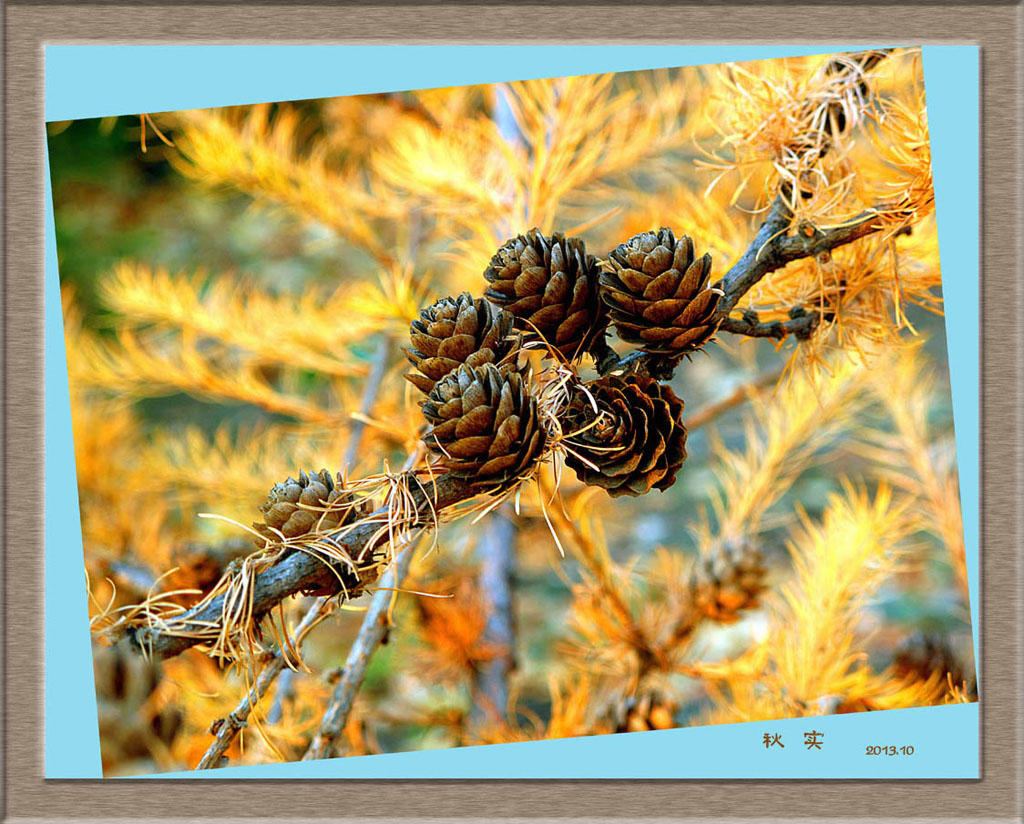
[121,472,470,662]
[715,205,890,316]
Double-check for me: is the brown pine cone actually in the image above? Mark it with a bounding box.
[600,228,723,355]
[483,229,607,361]
[421,363,546,490]
[94,644,182,769]
[404,292,519,395]
[253,469,372,543]
[690,537,766,623]
[561,374,687,497]
[613,692,677,734]
[893,632,970,692]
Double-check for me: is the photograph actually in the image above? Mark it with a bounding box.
[45,46,976,776]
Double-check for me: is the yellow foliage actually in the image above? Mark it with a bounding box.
[72,323,347,424]
[99,262,375,377]
[701,351,873,544]
[171,105,403,263]
[743,220,942,364]
[857,52,934,223]
[471,673,609,745]
[412,571,505,685]
[702,483,947,722]
[699,53,877,218]
[859,344,967,602]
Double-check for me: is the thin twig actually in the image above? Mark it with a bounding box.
[343,335,391,472]
[195,595,332,769]
[301,532,422,761]
[684,366,785,431]
[470,509,517,726]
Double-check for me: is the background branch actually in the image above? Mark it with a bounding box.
[195,594,332,769]
[301,532,422,760]
[683,366,784,430]
[343,335,391,471]
[470,510,517,726]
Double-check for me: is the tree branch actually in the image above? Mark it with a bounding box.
[715,205,890,315]
[120,472,472,662]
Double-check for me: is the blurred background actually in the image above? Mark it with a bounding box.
[49,49,974,775]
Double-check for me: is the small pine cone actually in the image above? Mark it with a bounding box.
[421,363,546,490]
[612,693,676,734]
[600,227,723,355]
[483,229,607,360]
[893,632,968,689]
[690,537,766,623]
[253,469,372,543]
[94,644,182,768]
[404,292,519,395]
[562,374,687,497]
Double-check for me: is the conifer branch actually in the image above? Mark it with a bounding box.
[714,203,892,317]
[121,472,471,662]
[597,201,896,380]
[596,48,895,379]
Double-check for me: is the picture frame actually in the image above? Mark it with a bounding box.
[5,1,1021,820]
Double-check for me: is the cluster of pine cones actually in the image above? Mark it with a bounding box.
[404,227,725,497]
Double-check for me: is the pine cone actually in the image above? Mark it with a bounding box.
[404,292,519,395]
[253,469,372,542]
[94,644,182,769]
[421,363,546,489]
[600,228,723,355]
[690,537,766,623]
[562,374,687,497]
[612,693,676,734]
[483,229,607,361]
[893,632,969,691]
